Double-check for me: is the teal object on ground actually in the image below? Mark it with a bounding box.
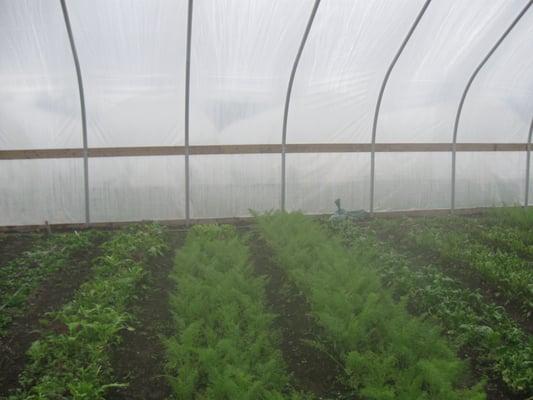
[329,198,369,222]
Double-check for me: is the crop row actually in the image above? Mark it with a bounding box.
[445,214,533,260]
[165,224,301,399]
[374,217,533,317]
[256,212,485,400]
[0,231,102,337]
[484,207,533,236]
[9,224,167,399]
[329,219,533,396]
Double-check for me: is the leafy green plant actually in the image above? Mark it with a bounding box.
[165,224,302,399]
[485,206,533,236]
[0,230,104,336]
[256,212,485,400]
[375,217,533,317]
[329,219,533,396]
[9,224,167,400]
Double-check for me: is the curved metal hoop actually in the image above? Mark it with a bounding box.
[60,0,90,225]
[451,1,532,211]
[369,0,432,214]
[280,0,322,211]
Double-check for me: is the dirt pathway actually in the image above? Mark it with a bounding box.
[0,237,104,396]
[248,231,348,399]
[108,230,182,400]
[0,233,40,269]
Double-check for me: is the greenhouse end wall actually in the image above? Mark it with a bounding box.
[1,0,532,226]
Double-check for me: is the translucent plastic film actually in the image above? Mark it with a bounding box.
[374,152,451,211]
[379,0,525,143]
[68,0,188,147]
[0,0,81,149]
[0,159,84,225]
[460,9,533,143]
[190,155,280,218]
[286,153,369,213]
[89,156,185,223]
[288,0,425,143]
[456,152,526,208]
[189,0,313,145]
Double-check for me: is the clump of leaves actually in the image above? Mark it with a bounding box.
[485,206,533,234]
[9,224,167,400]
[256,212,485,400]
[376,216,533,317]
[0,230,104,336]
[165,224,302,399]
[329,219,533,396]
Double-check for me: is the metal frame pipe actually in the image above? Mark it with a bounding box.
[451,1,532,211]
[525,117,533,206]
[369,0,431,214]
[280,0,321,211]
[60,0,90,225]
[184,0,194,224]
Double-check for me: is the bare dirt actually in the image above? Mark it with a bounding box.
[0,236,104,396]
[248,231,350,399]
[107,231,182,400]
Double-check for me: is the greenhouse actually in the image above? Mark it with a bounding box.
[0,0,532,399]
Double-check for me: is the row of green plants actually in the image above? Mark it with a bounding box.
[256,212,485,400]
[8,224,167,400]
[469,221,533,260]
[0,231,103,337]
[165,224,302,399]
[329,220,532,396]
[484,207,533,236]
[374,217,533,317]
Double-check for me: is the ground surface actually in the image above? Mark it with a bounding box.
[0,235,103,395]
[0,212,531,399]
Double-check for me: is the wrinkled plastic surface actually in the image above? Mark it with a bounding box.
[1,0,532,225]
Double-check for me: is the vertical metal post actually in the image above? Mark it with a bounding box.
[184,0,193,224]
[451,1,532,211]
[369,0,431,215]
[281,0,321,212]
[60,0,90,226]
[525,117,533,207]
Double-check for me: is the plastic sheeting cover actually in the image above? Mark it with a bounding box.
[0,0,81,149]
[1,0,533,226]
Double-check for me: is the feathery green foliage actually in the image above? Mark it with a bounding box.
[165,224,299,400]
[330,219,532,395]
[0,230,104,337]
[256,212,485,400]
[9,224,167,400]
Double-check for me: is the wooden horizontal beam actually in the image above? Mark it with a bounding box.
[0,143,530,160]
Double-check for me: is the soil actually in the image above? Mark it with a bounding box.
[248,231,350,399]
[373,222,533,335]
[0,236,104,396]
[0,233,40,269]
[107,231,182,400]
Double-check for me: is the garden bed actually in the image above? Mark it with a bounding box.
[0,209,531,399]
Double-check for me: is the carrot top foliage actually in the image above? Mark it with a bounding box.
[165,224,304,399]
[256,212,486,400]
